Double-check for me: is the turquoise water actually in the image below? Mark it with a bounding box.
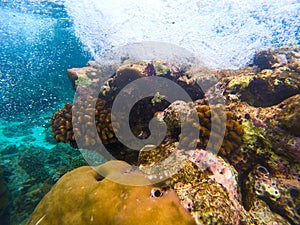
[0,0,299,225]
[0,1,90,224]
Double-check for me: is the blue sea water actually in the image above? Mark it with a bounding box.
[0,0,90,122]
[0,1,91,224]
[0,0,299,224]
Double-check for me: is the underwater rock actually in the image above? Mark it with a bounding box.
[277,94,300,137]
[222,94,300,166]
[26,163,196,225]
[253,49,280,70]
[244,165,299,224]
[253,46,300,71]
[226,68,300,107]
[249,198,291,225]
[137,145,252,224]
[67,64,101,90]
[220,47,300,108]
[170,149,252,224]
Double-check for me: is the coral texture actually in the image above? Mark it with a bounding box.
[162,101,244,157]
[26,163,195,225]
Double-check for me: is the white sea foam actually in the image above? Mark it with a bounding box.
[64,0,299,69]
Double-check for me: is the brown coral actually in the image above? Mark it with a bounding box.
[51,60,206,164]
[51,98,118,146]
[50,103,76,147]
[162,101,244,157]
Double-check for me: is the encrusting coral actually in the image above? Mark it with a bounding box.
[170,149,252,225]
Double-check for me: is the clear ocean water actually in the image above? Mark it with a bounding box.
[0,0,299,224]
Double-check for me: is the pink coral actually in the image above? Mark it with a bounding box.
[190,149,240,203]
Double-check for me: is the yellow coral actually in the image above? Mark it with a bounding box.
[227,75,253,93]
[26,162,196,225]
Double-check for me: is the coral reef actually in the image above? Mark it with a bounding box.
[277,94,300,137]
[43,46,300,224]
[165,102,244,157]
[51,60,206,163]
[244,164,300,224]
[226,68,300,107]
[0,143,89,225]
[253,46,300,72]
[0,166,10,224]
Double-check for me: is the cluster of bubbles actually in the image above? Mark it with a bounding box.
[0,0,89,121]
[65,0,300,69]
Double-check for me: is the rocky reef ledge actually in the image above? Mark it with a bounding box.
[28,46,300,225]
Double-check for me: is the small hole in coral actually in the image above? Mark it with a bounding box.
[151,188,163,198]
[257,166,268,175]
[95,175,103,181]
[256,189,263,195]
[244,113,251,119]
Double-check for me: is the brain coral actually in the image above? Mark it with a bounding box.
[26,162,196,225]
